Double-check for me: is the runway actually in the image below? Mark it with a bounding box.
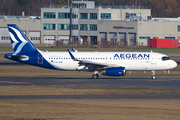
[0,77,180,90]
[0,77,180,99]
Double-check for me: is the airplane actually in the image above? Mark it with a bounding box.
[4,24,177,79]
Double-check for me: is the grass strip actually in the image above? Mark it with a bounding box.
[0,85,180,96]
[0,99,180,120]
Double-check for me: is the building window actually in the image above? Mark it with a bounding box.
[72,25,78,30]
[58,13,70,19]
[89,24,97,31]
[139,37,150,39]
[72,13,78,19]
[131,13,136,17]
[165,37,175,39]
[58,24,70,30]
[1,36,10,40]
[31,37,40,40]
[126,13,136,19]
[101,13,111,20]
[126,13,130,19]
[43,24,56,30]
[72,3,78,8]
[177,25,180,32]
[89,13,97,19]
[80,13,87,19]
[72,3,86,8]
[44,12,56,19]
[80,24,87,31]
[79,3,86,8]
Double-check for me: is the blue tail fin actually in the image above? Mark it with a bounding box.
[7,24,37,55]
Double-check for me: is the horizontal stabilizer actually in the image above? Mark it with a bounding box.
[5,54,29,61]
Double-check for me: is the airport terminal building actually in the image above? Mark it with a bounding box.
[0,0,180,46]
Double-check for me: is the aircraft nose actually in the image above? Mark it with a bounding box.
[172,61,177,68]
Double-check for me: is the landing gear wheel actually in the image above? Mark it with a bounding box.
[151,70,156,80]
[92,74,99,79]
[152,75,156,80]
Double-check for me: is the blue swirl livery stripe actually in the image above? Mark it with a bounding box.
[39,52,65,70]
[9,26,27,42]
[13,42,27,55]
[47,60,65,70]
[9,32,18,49]
[8,26,27,55]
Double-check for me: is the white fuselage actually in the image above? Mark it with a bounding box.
[40,51,177,71]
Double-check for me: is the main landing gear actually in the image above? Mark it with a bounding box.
[151,70,156,80]
[92,71,99,79]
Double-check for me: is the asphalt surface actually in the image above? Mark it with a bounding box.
[0,77,180,89]
[0,77,180,99]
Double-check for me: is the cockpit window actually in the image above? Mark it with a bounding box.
[161,56,170,61]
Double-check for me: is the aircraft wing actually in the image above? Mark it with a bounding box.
[67,49,117,71]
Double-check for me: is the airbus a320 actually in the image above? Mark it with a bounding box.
[4,24,177,79]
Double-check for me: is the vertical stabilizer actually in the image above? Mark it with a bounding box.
[7,24,37,55]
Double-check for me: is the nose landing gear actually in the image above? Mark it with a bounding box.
[151,70,156,79]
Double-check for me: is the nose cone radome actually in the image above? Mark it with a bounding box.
[171,60,177,69]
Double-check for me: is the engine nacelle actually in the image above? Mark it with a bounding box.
[102,67,126,76]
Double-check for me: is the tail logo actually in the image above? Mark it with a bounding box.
[8,26,28,55]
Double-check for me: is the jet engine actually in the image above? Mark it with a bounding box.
[102,67,126,76]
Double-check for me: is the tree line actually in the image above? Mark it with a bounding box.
[0,0,179,18]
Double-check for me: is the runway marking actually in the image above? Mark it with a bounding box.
[0,81,34,84]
